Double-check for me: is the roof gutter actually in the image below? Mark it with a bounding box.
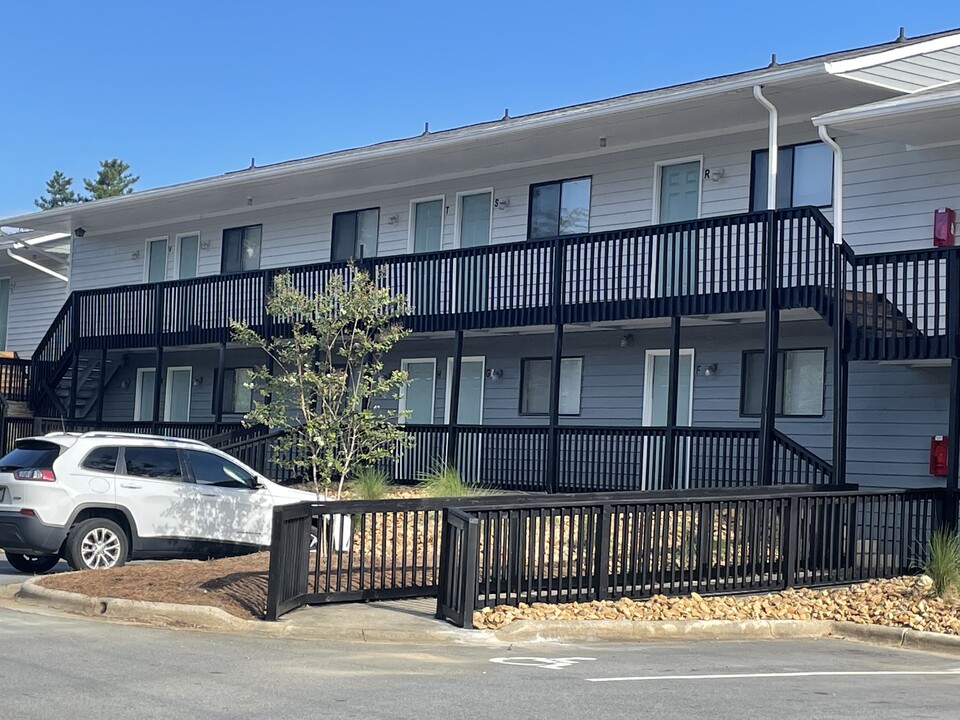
[5,249,68,282]
[816,125,843,247]
[752,86,779,210]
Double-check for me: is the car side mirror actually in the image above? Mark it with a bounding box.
[250,478,264,490]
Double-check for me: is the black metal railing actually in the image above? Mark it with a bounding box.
[30,208,842,411]
[265,495,507,621]
[437,486,944,627]
[0,418,244,453]
[218,423,830,491]
[0,358,30,402]
[845,247,959,361]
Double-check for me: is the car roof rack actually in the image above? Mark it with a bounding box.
[76,431,210,447]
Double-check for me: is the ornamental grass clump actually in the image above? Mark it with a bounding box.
[349,467,392,500]
[418,463,487,497]
[921,529,960,599]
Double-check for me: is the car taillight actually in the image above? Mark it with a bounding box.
[14,468,56,482]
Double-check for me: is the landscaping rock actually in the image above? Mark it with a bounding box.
[472,576,960,633]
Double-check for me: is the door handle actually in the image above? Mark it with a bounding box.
[120,483,142,489]
[199,491,217,497]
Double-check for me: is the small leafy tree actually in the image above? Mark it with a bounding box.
[35,170,79,209]
[83,158,139,200]
[232,266,412,498]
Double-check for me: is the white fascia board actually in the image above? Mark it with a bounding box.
[824,34,960,75]
[0,63,826,232]
[812,87,960,126]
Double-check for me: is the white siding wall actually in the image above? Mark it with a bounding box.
[0,258,68,357]
[69,124,831,293]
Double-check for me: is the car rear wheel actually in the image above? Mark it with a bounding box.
[64,518,129,571]
[4,552,60,574]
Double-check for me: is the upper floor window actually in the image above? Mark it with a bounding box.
[221,225,262,273]
[331,208,379,262]
[750,142,833,212]
[528,177,591,239]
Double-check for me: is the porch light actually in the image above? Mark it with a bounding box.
[619,334,634,348]
[698,363,718,377]
[485,368,503,380]
[193,376,204,387]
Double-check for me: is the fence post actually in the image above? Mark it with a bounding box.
[781,495,799,590]
[662,316,681,490]
[595,505,613,601]
[265,504,311,621]
[264,505,288,621]
[460,516,480,628]
[446,330,463,471]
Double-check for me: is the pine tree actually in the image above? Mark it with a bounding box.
[82,159,139,200]
[34,171,79,210]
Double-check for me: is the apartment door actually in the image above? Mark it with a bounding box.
[457,191,492,313]
[412,198,444,314]
[134,369,156,422]
[642,349,694,489]
[0,278,10,351]
[163,367,192,422]
[177,234,199,279]
[446,357,485,483]
[145,238,168,283]
[656,160,701,296]
[399,359,436,425]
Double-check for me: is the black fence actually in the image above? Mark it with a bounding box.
[265,495,506,621]
[437,487,945,627]
[266,485,951,622]
[0,358,30,402]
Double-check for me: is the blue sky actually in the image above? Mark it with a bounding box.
[0,2,955,218]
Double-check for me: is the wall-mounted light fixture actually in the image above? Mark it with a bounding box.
[697,363,718,377]
[619,334,634,349]
[494,198,510,210]
[130,250,141,260]
[484,368,503,380]
[192,376,204,387]
[120,378,131,390]
[73,227,86,238]
[387,214,400,225]
[199,239,211,250]
[704,168,725,182]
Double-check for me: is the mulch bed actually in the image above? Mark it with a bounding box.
[38,554,272,619]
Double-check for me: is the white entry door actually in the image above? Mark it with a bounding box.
[164,367,193,422]
[656,160,701,296]
[399,359,437,424]
[642,349,695,489]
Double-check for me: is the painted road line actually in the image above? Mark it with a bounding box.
[587,669,960,683]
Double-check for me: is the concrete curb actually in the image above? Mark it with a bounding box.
[14,579,960,655]
[14,577,471,645]
[493,617,960,656]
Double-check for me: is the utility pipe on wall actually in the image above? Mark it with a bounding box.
[752,86,778,210]
[816,124,843,244]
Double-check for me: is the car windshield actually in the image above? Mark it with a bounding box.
[0,441,62,471]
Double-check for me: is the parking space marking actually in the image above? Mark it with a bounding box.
[587,668,960,683]
[490,657,596,670]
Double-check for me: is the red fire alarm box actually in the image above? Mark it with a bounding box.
[934,208,955,247]
[930,435,948,476]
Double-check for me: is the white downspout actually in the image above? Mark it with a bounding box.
[752,85,778,210]
[5,249,68,282]
[817,124,843,245]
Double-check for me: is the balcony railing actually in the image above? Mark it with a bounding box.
[30,207,841,411]
[218,423,831,492]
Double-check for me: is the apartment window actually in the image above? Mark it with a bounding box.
[528,177,591,239]
[215,368,255,414]
[331,208,379,262]
[741,349,825,417]
[750,142,833,211]
[520,357,583,416]
[220,225,262,273]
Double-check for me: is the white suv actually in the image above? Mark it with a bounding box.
[0,432,317,573]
